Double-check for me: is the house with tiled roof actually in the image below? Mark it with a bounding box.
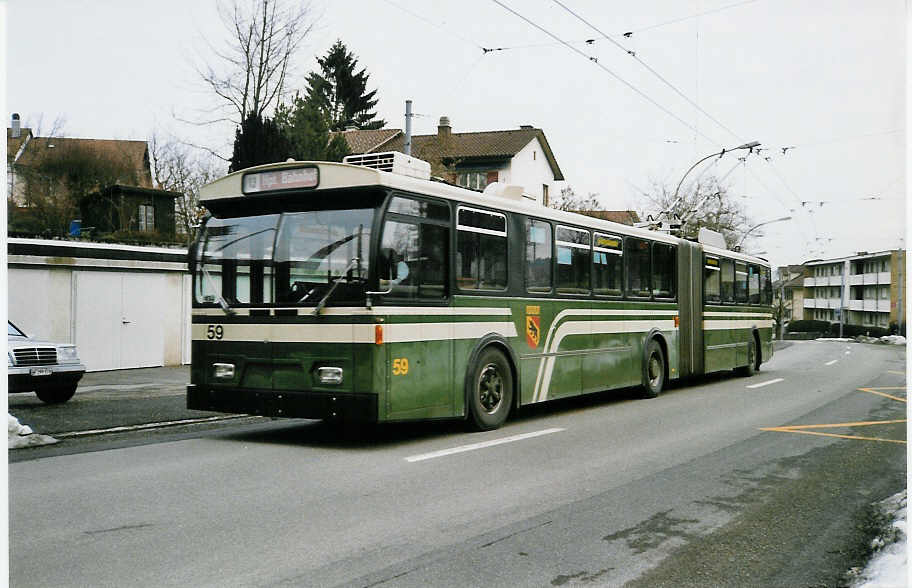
[575,210,641,226]
[335,116,564,206]
[7,114,178,240]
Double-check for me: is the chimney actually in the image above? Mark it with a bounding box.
[519,125,533,130]
[438,116,452,139]
[11,113,20,138]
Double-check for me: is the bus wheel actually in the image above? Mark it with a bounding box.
[468,348,513,431]
[737,336,758,377]
[640,339,665,399]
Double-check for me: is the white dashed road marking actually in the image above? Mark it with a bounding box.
[746,378,785,389]
[405,428,565,462]
[825,360,838,366]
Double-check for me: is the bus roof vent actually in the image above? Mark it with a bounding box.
[482,182,528,201]
[697,227,728,249]
[343,151,431,180]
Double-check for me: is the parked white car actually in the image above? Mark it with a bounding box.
[8,321,85,404]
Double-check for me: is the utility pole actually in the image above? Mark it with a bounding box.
[898,249,905,334]
[404,100,413,156]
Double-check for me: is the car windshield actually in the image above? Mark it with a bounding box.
[195,208,375,307]
[8,322,25,337]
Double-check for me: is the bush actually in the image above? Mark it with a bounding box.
[786,319,831,333]
[829,323,889,338]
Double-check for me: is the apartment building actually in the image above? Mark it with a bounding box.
[799,249,906,328]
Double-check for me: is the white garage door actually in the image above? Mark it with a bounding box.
[75,271,166,371]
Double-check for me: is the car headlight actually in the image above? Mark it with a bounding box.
[57,345,79,363]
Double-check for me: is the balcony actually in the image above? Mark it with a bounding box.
[804,298,842,309]
[848,299,891,312]
[848,272,894,285]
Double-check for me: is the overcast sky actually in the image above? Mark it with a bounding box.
[6,0,907,270]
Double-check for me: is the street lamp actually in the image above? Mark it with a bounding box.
[736,216,792,250]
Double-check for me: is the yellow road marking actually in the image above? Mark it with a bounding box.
[761,386,908,444]
[764,419,907,430]
[858,388,907,403]
[758,428,907,445]
[888,370,905,376]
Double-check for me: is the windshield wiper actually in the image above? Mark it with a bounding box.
[201,264,236,316]
[312,257,360,316]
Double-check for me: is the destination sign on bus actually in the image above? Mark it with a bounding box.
[242,167,319,194]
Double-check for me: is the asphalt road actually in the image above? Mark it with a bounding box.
[9,340,907,587]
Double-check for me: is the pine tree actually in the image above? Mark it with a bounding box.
[304,41,385,131]
[228,113,290,172]
[274,94,350,162]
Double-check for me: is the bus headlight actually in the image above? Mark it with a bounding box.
[213,363,235,379]
[316,367,343,385]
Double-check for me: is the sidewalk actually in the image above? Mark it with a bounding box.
[79,365,190,390]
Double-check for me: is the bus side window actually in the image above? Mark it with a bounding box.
[525,219,552,293]
[748,264,761,304]
[720,259,734,302]
[735,262,749,303]
[457,207,507,291]
[761,266,773,305]
[625,237,651,298]
[556,226,590,294]
[652,243,676,299]
[704,256,720,302]
[593,232,622,296]
[379,219,448,299]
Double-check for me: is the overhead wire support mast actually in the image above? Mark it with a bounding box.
[490,0,722,148]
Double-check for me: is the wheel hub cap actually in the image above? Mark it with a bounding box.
[478,364,503,414]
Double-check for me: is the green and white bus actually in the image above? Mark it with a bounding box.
[187,153,773,430]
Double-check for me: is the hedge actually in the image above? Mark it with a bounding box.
[786,319,831,333]
[829,323,889,338]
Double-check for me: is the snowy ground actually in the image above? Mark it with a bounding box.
[849,490,908,588]
[7,413,57,449]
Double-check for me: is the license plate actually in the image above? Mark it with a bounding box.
[29,367,52,377]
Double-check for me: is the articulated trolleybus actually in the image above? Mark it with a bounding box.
[187,152,773,430]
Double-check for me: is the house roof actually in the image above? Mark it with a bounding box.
[575,210,641,225]
[781,274,807,291]
[7,127,32,163]
[8,133,153,188]
[337,125,565,181]
[336,128,401,153]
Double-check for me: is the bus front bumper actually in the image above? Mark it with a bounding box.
[187,384,378,421]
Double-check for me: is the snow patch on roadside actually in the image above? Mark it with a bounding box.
[848,490,907,588]
[8,413,58,449]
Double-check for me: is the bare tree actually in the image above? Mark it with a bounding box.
[637,176,754,249]
[195,0,315,126]
[150,134,220,244]
[549,186,602,212]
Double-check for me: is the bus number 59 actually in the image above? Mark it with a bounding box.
[392,358,409,375]
[206,325,224,340]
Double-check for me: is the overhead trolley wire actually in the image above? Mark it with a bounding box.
[624,0,761,36]
[490,0,724,149]
[552,0,745,144]
[382,0,488,52]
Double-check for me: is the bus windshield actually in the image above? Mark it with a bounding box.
[195,207,375,307]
